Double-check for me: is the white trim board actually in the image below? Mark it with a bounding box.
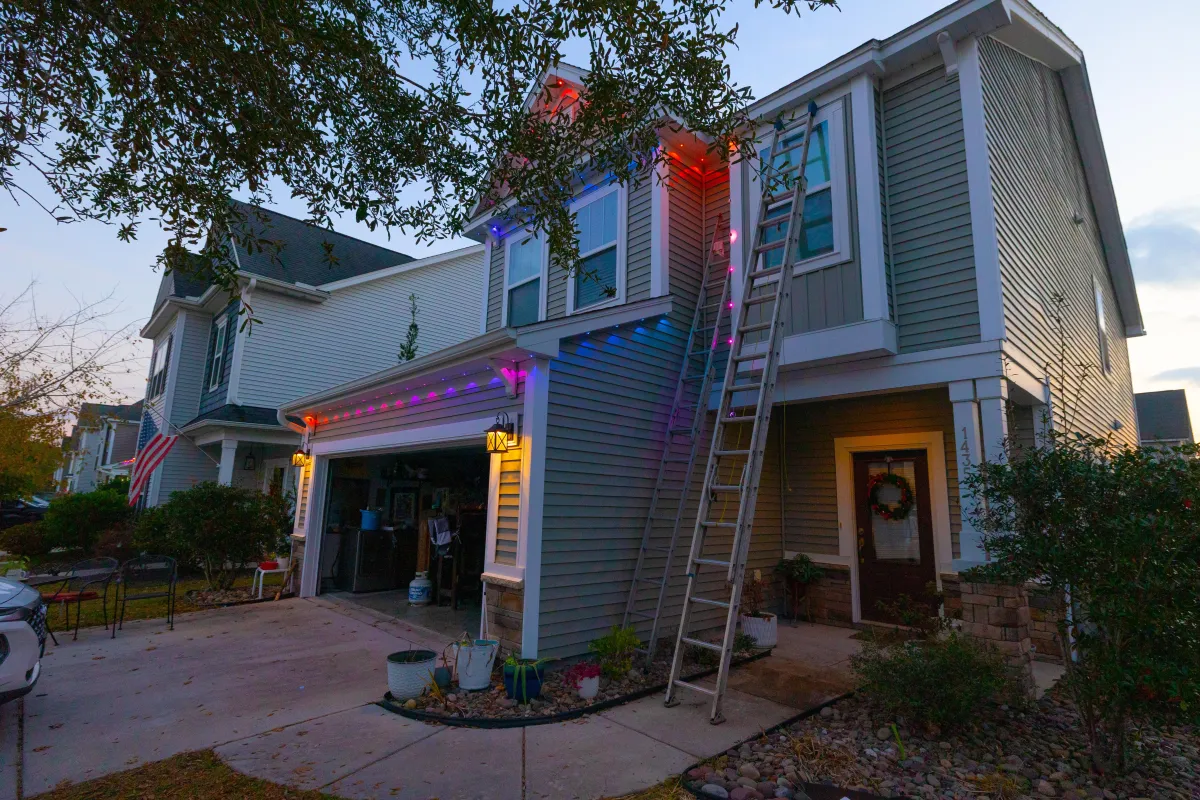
[850,74,889,322]
[650,159,670,298]
[517,357,550,658]
[833,431,954,623]
[565,182,628,315]
[310,416,496,458]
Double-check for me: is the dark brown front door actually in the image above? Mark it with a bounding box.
[853,450,937,623]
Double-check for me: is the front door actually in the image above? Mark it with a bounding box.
[853,450,937,623]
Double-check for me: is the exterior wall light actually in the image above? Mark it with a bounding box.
[243,453,257,471]
[291,448,310,467]
[486,412,517,454]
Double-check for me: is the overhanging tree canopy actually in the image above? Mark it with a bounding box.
[2,0,837,298]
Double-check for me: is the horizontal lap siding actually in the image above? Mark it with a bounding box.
[156,311,218,503]
[238,250,484,410]
[496,448,521,565]
[979,38,1136,443]
[627,174,654,302]
[884,66,980,352]
[487,242,505,331]
[198,301,237,416]
[779,389,961,559]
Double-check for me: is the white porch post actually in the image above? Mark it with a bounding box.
[976,377,1010,465]
[949,380,987,570]
[298,454,329,598]
[518,356,550,659]
[217,439,238,486]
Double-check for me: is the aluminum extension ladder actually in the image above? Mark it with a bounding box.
[664,102,820,724]
[622,212,733,666]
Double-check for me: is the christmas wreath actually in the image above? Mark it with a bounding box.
[867,472,914,521]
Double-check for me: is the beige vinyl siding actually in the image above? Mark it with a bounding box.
[883,64,981,352]
[238,249,484,411]
[978,37,1137,443]
[626,173,654,302]
[487,241,505,331]
[495,448,521,565]
[294,460,312,532]
[777,389,961,559]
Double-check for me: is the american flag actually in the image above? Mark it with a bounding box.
[127,432,178,507]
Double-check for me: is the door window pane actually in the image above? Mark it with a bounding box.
[867,459,920,564]
[507,279,540,327]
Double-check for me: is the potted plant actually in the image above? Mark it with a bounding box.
[562,662,602,700]
[502,654,549,703]
[775,553,824,621]
[451,633,498,692]
[738,569,777,647]
[387,649,438,700]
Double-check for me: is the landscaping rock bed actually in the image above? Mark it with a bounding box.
[382,648,770,728]
[184,587,284,607]
[683,691,1197,800]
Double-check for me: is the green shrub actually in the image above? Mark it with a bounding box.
[851,632,1024,731]
[775,553,824,585]
[150,482,280,590]
[588,625,642,680]
[132,506,173,558]
[261,488,295,556]
[42,489,130,552]
[0,521,50,558]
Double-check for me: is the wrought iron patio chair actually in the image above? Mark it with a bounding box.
[112,555,177,638]
[35,557,119,641]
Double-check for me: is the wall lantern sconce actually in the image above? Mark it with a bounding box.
[485,412,518,454]
[291,447,311,468]
[243,453,257,471]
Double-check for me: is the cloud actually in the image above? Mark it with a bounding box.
[1151,366,1200,387]
[1125,207,1200,285]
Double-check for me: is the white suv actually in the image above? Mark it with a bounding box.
[0,577,46,705]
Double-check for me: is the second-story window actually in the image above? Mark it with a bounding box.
[569,184,624,312]
[208,316,228,390]
[505,231,544,327]
[147,334,172,399]
[1093,276,1111,375]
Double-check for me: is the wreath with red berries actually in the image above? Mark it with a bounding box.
[867,472,914,521]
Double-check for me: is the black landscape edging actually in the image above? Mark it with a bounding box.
[377,648,772,729]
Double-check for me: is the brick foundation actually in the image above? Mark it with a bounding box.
[483,577,524,656]
[802,564,855,628]
[956,580,1034,689]
[1029,589,1065,663]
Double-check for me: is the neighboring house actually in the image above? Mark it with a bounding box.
[283,0,1141,661]
[1135,390,1193,448]
[133,200,486,507]
[58,401,143,493]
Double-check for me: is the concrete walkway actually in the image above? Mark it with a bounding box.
[0,599,857,799]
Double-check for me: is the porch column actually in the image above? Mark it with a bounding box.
[949,380,987,570]
[217,440,238,486]
[976,377,1010,464]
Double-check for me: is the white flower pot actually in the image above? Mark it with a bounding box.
[739,613,778,648]
[387,650,437,700]
[453,639,499,691]
[275,556,290,572]
[577,675,600,700]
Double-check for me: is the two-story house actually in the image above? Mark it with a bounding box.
[281,0,1141,660]
[58,401,143,493]
[134,201,486,507]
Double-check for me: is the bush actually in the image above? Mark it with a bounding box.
[42,489,130,552]
[92,520,136,560]
[0,521,50,558]
[97,475,130,497]
[588,625,642,680]
[138,483,280,590]
[967,434,1200,772]
[851,632,1024,731]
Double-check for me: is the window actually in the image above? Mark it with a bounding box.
[1093,276,1111,374]
[569,186,623,312]
[208,317,228,390]
[147,335,172,398]
[505,231,544,327]
[749,99,849,275]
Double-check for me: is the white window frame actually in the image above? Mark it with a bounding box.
[501,228,548,328]
[566,183,627,315]
[208,316,228,390]
[1093,275,1111,375]
[747,97,851,277]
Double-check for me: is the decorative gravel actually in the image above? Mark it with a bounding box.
[683,691,1197,800]
[399,648,766,722]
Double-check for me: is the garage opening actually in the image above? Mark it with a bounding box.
[316,445,489,640]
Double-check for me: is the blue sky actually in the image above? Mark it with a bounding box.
[4,0,1198,424]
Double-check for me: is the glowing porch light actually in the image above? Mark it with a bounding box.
[486,412,518,454]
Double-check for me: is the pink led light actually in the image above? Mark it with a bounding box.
[727,337,734,345]
[728,302,734,309]
[380,402,388,410]
[354,409,362,416]
[367,406,376,413]
[411,396,420,404]
[729,266,734,272]
[427,391,437,400]
[517,370,528,378]
[730,230,738,243]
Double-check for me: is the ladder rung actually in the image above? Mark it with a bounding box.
[731,352,764,363]
[637,577,665,586]
[752,239,787,254]
[701,520,736,529]
[719,415,756,425]
[743,294,779,307]
[714,449,751,457]
[738,321,772,334]
[690,596,731,609]
[709,483,743,492]
[726,381,762,393]
[750,264,783,280]
[663,457,691,464]
[672,678,717,697]
[682,374,706,383]
[694,557,731,568]
[681,637,723,653]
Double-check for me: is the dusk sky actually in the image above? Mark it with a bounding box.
[4,0,1198,423]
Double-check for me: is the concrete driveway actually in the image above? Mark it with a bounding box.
[1,598,847,799]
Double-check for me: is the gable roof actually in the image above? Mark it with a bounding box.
[1135,390,1194,443]
[77,400,144,428]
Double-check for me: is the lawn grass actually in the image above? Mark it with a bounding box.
[41,571,287,633]
[31,750,338,800]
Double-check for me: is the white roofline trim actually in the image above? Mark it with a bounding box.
[315,244,485,292]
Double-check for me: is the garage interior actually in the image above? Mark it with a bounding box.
[317,445,489,640]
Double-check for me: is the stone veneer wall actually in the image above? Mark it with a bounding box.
[484,578,524,655]
[803,565,854,628]
[1029,589,1065,663]
[954,580,1035,689]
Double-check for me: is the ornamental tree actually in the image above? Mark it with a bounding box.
[2,0,838,301]
[965,431,1200,774]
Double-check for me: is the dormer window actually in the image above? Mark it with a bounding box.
[208,316,228,390]
[568,184,626,313]
[147,335,172,399]
[504,230,545,327]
